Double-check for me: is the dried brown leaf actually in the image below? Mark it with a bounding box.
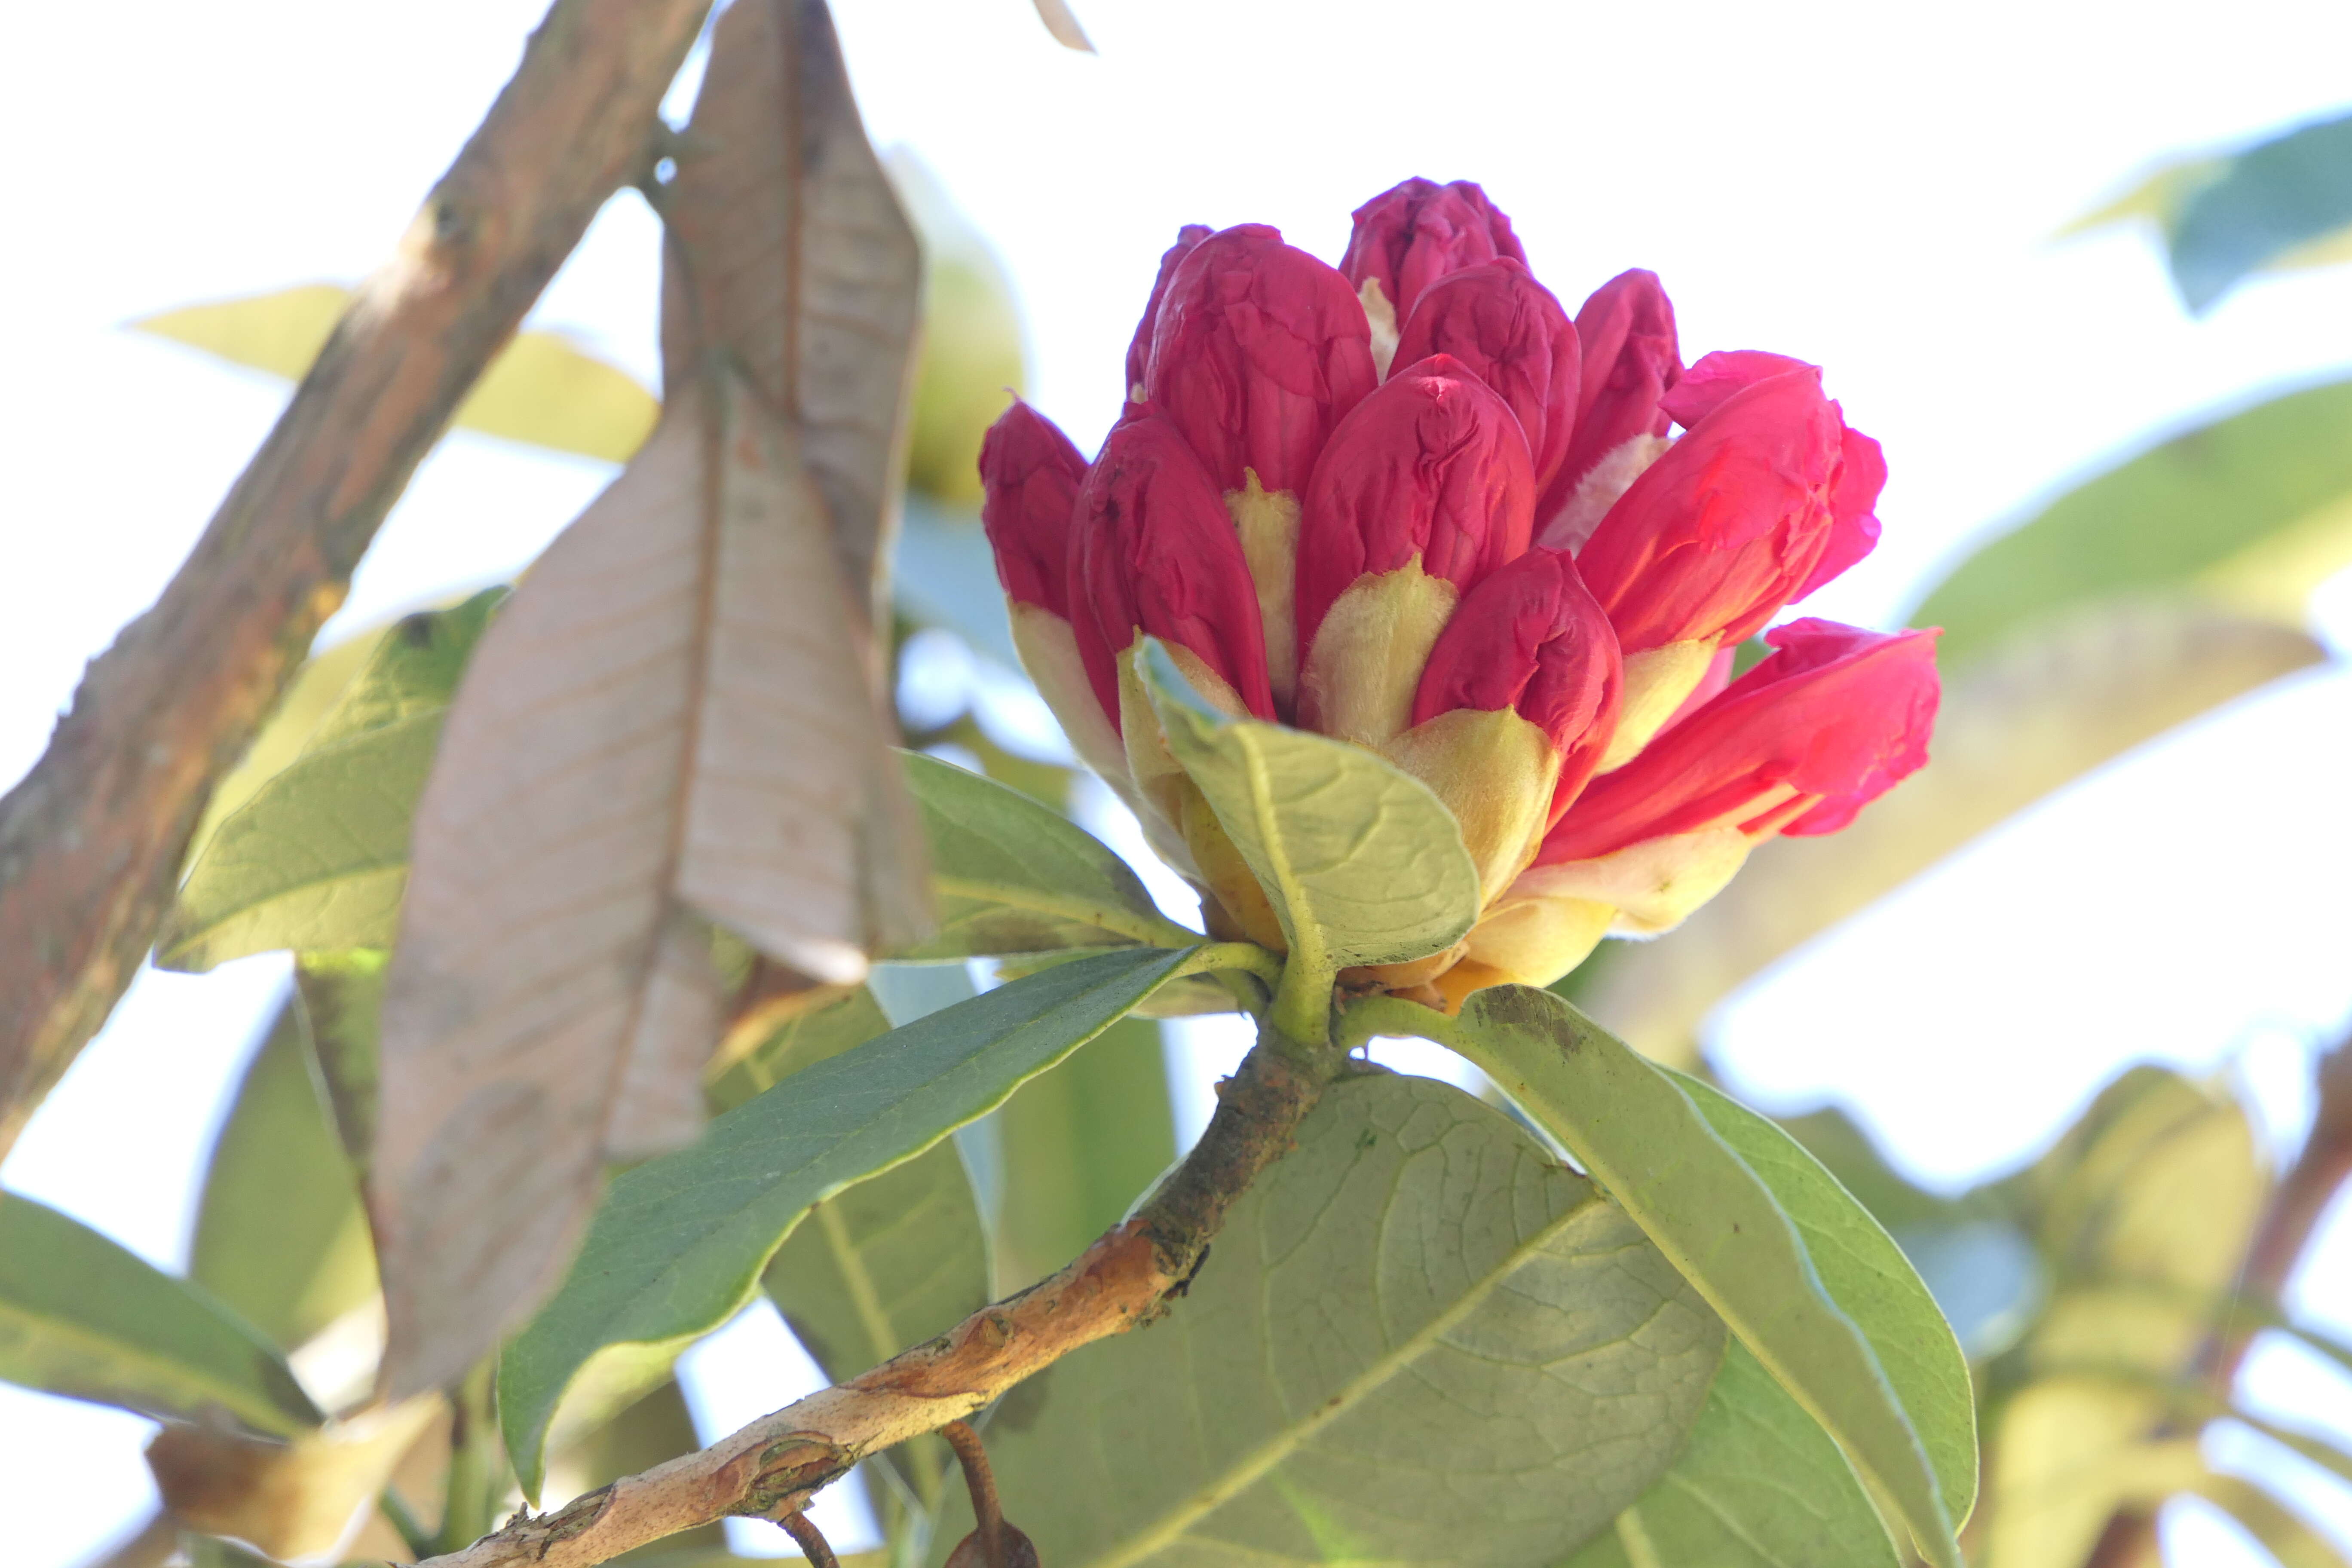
[374,371,922,1396]
[662,0,925,628]
[1029,0,1096,51]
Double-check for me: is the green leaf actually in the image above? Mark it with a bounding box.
[1415,985,1964,1568]
[898,750,1194,959]
[1910,382,2352,667]
[499,945,1213,1499]
[993,1017,1176,1292]
[705,986,894,1112]
[933,1072,1724,1568]
[189,998,377,1352]
[1141,640,1481,972]
[159,592,502,972]
[1561,1344,1898,1568]
[2168,112,2352,311]
[0,1191,322,1434]
[135,286,660,463]
[1672,1075,1976,1525]
[1579,601,2323,1066]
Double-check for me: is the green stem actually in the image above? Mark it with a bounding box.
[437,1358,510,1554]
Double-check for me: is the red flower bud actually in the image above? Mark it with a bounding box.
[1658,350,1886,603]
[1143,225,1378,496]
[1124,224,1212,406]
[978,400,1087,618]
[1066,415,1277,728]
[1539,619,1939,865]
[1340,178,1528,332]
[1411,547,1621,799]
[1541,270,1682,533]
[1294,355,1538,658]
[1574,364,1845,655]
[1799,425,1886,598]
[1392,260,1580,496]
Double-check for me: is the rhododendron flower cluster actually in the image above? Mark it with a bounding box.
[979,178,1939,1010]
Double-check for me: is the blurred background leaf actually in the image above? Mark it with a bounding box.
[2063,110,2352,313]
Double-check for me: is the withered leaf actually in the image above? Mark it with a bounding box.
[375,371,925,1396]
[373,0,931,1398]
[663,0,925,625]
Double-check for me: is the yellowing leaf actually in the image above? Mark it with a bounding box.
[1580,603,2324,1066]
[134,286,658,463]
[1983,1379,2201,1568]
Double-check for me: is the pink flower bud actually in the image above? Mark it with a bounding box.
[1340,178,1528,332]
[1543,269,1682,527]
[1539,619,1939,866]
[1124,224,1212,406]
[1294,355,1538,658]
[978,400,1087,618]
[1411,547,1621,800]
[1574,363,1846,655]
[1392,260,1580,496]
[1066,415,1278,729]
[1143,225,1378,496]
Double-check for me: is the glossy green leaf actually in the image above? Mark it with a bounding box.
[933,1072,1724,1568]
[500,945,1213,1498]
[2168,112,2352,311]
[1561,1344,1898,1568]
[1580,602,2323,1066]
[189,998,376,1351]
[0,1191,322,1434]
[1910,383,2352,666]
[993,1017,1176,1292]
[1414,986,1963,1568]
[705,987,894,1113]
[1142,640,1481,973]
[135,285,660,462]
[1672,1075,1976,1525]
[159,592,502,972]
[898,750,1194,959]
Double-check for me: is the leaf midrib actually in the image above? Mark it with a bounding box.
[932,874,1190,949]
[1075,1191,1605,1568]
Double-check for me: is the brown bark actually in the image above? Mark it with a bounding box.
[408,1029,1336,1568]
[0,0,714,1159]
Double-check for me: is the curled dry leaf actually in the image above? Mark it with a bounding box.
[943,1522,1041,1568]
[662,0,924,633]
[147,1394,443,1563]
[374,0,930,1397]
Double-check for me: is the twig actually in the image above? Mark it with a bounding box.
[778,1512,840,1568]
[408,1021,1337,1568]
[939,1421,1005,1568]
[0,0,713,1159]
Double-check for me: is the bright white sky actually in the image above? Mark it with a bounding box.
[5,1,2352,1563]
